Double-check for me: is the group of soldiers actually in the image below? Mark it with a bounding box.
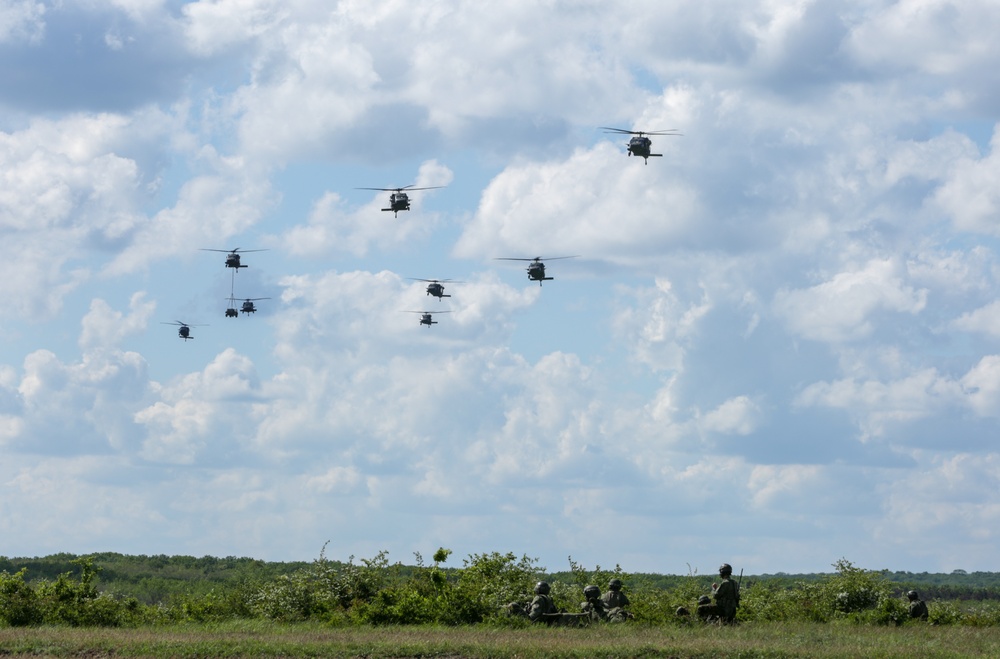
[508,577,633,625]
[508,563,932,625]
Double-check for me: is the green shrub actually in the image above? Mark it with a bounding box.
[0,568,42,626]
[456,551,541,618]
[739,582,801,622]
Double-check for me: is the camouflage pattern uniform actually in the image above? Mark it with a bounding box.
[712,576,739,622]
[907,591,929,621]
[697,564,740,624]
[527,593,558,622]
[602,579,631,609]
[581,585,609,622]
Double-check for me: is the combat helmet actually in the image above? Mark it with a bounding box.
[608,578,623,591]
[534,581,551,595]
[697,595,711,605]
[907,590,919,601]
[718,563,733,577]
[583,585,600,600]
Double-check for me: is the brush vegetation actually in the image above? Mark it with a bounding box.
[3,549,1000,656]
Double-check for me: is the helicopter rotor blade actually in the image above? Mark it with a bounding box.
[200,248,268,254]
[600,126,681,136]
[356,185,445,193]
[495,256,580,262]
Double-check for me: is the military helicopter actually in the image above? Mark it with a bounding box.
[405,310,451,327]
[495,256,579,285]
[161,321,206,340]
[356,185,445,217]
[200,247,268,270]
[600,127,682,164]
[240,297,271,315]
[409,278,462,299]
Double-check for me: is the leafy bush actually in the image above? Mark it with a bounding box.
[246,545,391,622]
[456,551,542,618]
[354,548,483,625]
[739,582,801,623]
[0,568,42,626]
[32,557,147,626]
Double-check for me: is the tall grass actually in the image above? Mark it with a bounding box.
[2,621,1000,658]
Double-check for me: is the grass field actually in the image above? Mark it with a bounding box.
[2,621,1000,658]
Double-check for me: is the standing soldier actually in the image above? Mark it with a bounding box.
[602,578,630,609]
[907,590,929,621]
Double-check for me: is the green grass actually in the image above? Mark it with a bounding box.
[2,621,1000,658]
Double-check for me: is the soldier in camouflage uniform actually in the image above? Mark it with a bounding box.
[583,583,633,622]
[601,578,630,609]
[696,563,740,624]
[907,590,929,621]
[695,594,714,621]
[526,581,558,622]
[581,585,609,622]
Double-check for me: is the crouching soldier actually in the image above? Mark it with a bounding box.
[695,595,715,622]
[527,581,558,622]
[602,578,630,609]
[582,584,633,622]
[581,585,609,622]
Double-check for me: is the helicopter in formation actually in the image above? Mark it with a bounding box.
[601,127,682,164]
[201,247,268,270]
[410,278,462,299]
[239,297,270,315]
[405,310,451,327]
[496,256,579,285]
[356,185,445,217]
[162,321,206,341]
[223,296,270,317]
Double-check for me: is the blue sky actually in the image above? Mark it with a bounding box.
[2,0,1000,576]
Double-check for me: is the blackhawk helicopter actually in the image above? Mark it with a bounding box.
[601,127,682,164]
[200,247,268,270]
[356,185,445,216]
[240,297,270,315]
[162,321,206,340]
[410,278,462,299]
[405,310,451,327]
[495,256,579,285]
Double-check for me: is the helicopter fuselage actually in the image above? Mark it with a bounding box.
[527,263,553,284]
[383,192,411,216]
[419,313,437,326]
[426,283,450,298]
[628,136,661,163]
